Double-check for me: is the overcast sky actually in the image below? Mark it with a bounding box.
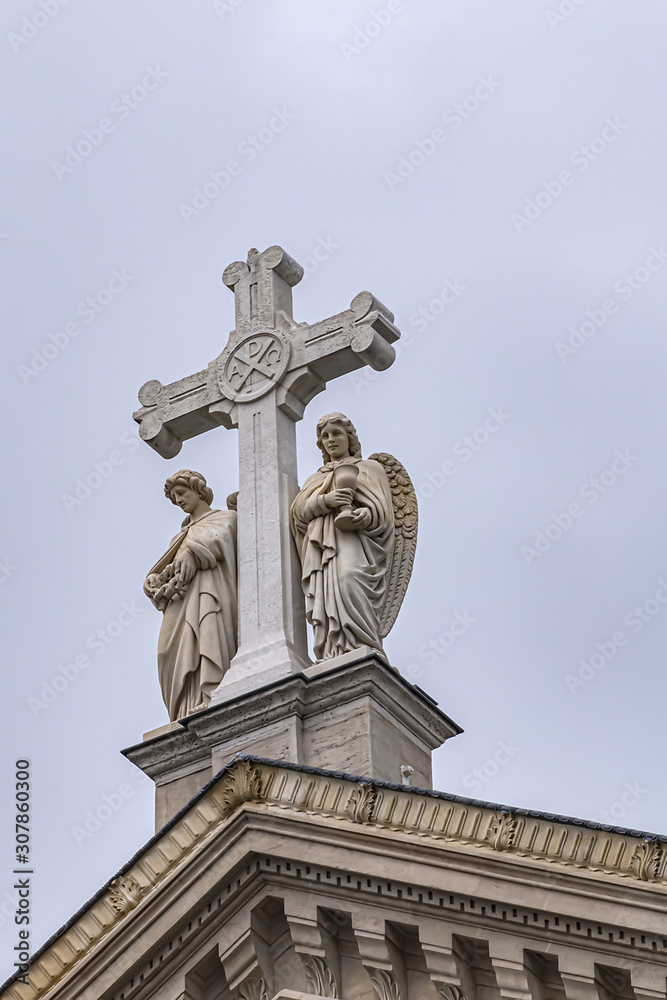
[2,0,667,971]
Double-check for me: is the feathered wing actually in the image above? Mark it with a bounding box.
[369,452,418,638]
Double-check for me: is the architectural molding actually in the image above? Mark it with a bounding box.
[3,757,667,1000]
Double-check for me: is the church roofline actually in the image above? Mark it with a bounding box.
[235,754,667,843]
[0,756,235,995]
[3,753,666,996]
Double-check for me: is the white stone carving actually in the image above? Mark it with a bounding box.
[108,874,144,913]
[486,812,517,851]
[237,976,269,1000]
[302,954,338,998]
[437,987,466,1000]
[346,783,377,824]
[134,247,401,694]
[370,969,402,1000]
[220,759,262,813]
[143,470,238,720]
[290,414,416,661]
[219,328,291,402]
[629,839,662,880]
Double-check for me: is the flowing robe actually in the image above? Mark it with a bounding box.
[290,458,394,661]
[144,509,237,721]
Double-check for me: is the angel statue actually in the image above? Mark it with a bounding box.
[144,470,238,721]
[290,412,418,662]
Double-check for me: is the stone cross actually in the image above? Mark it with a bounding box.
[133,245,401,700]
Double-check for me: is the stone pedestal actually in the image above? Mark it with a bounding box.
[123,653,461,830]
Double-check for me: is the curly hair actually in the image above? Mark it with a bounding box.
[315,412,362,462]
[164,469,214,506]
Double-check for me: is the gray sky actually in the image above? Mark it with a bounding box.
[2,0,667,968]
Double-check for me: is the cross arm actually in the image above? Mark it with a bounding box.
[278,291,401,414]
[132,365,234,459]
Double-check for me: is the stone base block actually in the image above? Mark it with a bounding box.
[303,644,392,675]
[142,720,184,741]
[122,653,462,830]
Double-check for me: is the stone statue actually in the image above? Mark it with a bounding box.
[144,470,238,720]
[290,413,418,662]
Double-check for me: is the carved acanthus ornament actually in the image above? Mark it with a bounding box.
[629,839,663,881]
[596,966,628,1000]
[371,969,402,1000]
[221,759,262,814]
[107,874,144,913]
[438,985,466,1000]
[302,954,339,998]
[487,812,517,851]
[346,782,377,824]
[237,976,269,1000]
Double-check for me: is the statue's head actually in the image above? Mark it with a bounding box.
[316,413,362,462]
[164,470,214,513]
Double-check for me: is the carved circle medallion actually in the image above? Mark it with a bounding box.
[218,329,291,402]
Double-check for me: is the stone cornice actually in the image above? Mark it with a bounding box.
[2,757,666,1000]
[249,758,667,889]
[123,656,462,779]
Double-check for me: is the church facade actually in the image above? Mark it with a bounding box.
[1,654,666,1000]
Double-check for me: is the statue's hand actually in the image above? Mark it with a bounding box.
[153,584,170,611]
[174,551,197,587]
[349,507,372,530]
[324,488,354,509]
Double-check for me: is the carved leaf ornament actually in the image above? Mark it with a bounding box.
[629,839,662,881]
[221,759,262,814]
[303,954,339,998]
[371,969,402,1000]
[487,812,517,852]
[237,976,269,1000]
[346,782,377,824]
[438,986,467,1000]
[108,875,144,914]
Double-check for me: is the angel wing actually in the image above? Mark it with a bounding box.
[368,452,418,638]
